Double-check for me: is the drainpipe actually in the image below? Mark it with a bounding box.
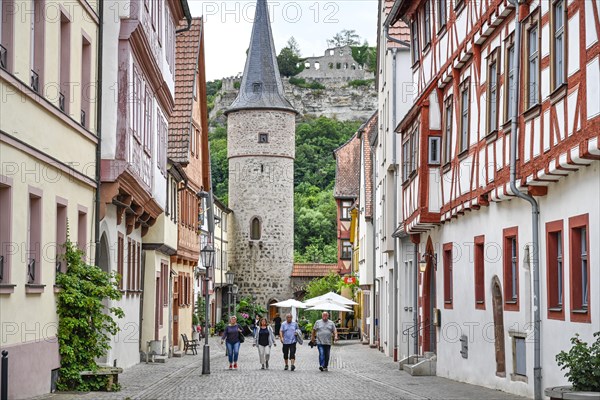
[413,243,418,355]
[507,1,542,398]
[175,0,192,34]
[94,0,104,265]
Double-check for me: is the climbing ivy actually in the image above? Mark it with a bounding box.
[56,235,124,391]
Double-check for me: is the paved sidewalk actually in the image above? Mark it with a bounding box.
[35,337,528,400]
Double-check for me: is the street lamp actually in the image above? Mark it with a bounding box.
[225,271,235,318]
[200,243,215,375]
[232,284,239,317]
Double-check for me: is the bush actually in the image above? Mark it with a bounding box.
[556,332,600,391]
[233,81,240,89]
[348,79,374,88]
[56,235,124,391]
[289,77,325,90]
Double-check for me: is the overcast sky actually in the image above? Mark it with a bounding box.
[187,1,378,81]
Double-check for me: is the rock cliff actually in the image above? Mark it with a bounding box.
[210,77,377,123]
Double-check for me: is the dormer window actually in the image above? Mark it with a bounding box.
[252,82,262,93]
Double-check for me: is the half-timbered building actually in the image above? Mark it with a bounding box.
[390,0,599,396]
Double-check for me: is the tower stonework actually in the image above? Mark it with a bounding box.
[225,0,297,307]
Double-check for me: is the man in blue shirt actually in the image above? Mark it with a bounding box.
[279,313,299,371]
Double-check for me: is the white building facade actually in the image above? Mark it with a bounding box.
[99,0,190,368]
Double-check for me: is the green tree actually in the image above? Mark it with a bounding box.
[56,235,124,391]
[304,271,343,299]
[327,29,361,48]
[278,47,303,77]
[286,36,302,57]
[210,125,229,204]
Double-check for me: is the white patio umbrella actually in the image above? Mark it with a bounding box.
[270,298,307,321]
[304,291,358,306]
[305,299,353,312]
[271,299,307,308]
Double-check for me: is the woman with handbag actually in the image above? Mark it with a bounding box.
[253,318,276,369]
[221,316,244,369]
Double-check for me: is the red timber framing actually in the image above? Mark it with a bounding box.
[392,0,600,235]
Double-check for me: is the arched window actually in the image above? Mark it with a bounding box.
[250,217,261,240]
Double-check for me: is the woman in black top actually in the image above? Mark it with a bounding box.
[253,318,276,369]
[221,316,244,369]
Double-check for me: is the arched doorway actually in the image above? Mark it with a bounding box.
[268,298,278,321]
[422,237,436,353]
[492,276,506,376]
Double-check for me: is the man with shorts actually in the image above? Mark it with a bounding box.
[279,313,299,371]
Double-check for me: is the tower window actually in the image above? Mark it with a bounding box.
[250,217,261,240]
[259,133,269,143]
[252,82,262,93]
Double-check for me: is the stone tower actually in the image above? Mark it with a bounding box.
[225,0,297,307]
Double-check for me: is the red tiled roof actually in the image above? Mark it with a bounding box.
[291,264,340,278]
[168,18,203,164]
[333,134,361,199]
[385,0,411,46]
[362,113,377,220]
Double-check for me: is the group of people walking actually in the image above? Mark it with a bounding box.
[220,311,338,371]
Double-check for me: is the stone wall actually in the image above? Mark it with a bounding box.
[297,46,374,80]
[227,110,296,307]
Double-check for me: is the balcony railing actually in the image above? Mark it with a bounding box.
[27,258,36,284]
[30,70,39,93]
[59,92,65,112]
[81,109,86,127]
[0,255,4,283]
[0,45,7,70]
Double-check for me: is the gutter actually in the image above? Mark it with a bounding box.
[176,0,192,34]
[94,0,104,265]
[507,1,542,398]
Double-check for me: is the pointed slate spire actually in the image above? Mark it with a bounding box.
[225,0,297,114]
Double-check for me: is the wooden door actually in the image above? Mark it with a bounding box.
[173,280,179,348]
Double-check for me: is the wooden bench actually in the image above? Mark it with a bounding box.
[80,366,123,391]
[337,328,349,340]
[181,333,199,355]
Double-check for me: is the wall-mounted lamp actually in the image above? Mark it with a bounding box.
[419,252,437,273]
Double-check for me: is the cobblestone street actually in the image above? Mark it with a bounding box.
[37,337,527,400]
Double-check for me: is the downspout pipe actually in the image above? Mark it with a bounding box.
[94,0,104,265]
[413,243,418,355]
[507,1,542,398]
[176,0,192,34]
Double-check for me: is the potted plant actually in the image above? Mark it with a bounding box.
[214,320,226,336]
[546,332,600,399]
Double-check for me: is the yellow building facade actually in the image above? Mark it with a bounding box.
[0,1,99,398]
